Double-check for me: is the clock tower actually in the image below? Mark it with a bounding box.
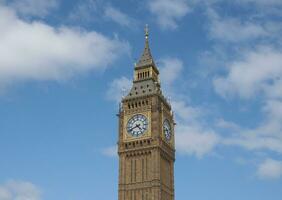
[117,26,175,200]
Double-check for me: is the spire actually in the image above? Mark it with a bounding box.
[136,24,155,68]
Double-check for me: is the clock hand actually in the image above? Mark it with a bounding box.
[135,124,143,131]
[129,126,136,131]
[129,123,141,131]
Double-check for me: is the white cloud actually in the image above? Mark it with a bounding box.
[68,0,98,23]
[158,57,184,97]
[223,135,282,154]
[8,0,58,17]
[106,49,281,161]
[148,0,190,30]
[101,145,117,157]
[171,100,201,122]
[172,70,282,158]
[104,6,135,27]
[221,100,282,154]
[202,4,282,165]
[0,5,129,89]
[176,124,220,158]
[159,57,183,86]
[207,9,268,43]
[236,0,282,6]
[257,159,282,179]
[215,118,241,131]
[171,100,220,158]
[213,46,282,99]
[106,76,132,102]
[0,180,41,200]
[153,57,220,158]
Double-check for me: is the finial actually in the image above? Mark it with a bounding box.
[145,24,149,39]
[121,87,127,99]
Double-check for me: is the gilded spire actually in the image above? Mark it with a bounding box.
[136,24,155,68]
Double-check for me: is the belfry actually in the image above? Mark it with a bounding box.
[117,25,176,200]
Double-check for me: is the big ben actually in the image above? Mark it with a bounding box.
[117,26,175,200]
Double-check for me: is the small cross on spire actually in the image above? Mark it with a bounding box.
[145,24,149,39]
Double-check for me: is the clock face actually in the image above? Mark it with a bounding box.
[127,114,148,137]
[163,119,172,141]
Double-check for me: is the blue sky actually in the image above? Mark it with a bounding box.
[0,0,282,199]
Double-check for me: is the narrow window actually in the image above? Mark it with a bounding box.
[146,156,148,180]
[131,159,133,183]
[134,159,137,182]
[142,158,144,181]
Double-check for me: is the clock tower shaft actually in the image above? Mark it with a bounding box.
[117,26,175,200]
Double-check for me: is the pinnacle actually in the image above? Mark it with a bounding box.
[135,25,155,68]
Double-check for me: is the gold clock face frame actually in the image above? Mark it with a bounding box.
[123,112,151,141]
[126,114,148,137]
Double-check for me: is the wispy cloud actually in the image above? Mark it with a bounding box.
[236,0,282,6]
[148,0,190,30]
[157,57,221,158]
[0,180,41,200]
[212,46,282,155]
[207,8,268,43]
[68,0,98,23]
[187,1,282,167]
[257,158,282,179]
[8,0,59,18]
[106,76,132,103]
[159,57,183,86]
[213,46,282,99]
[215,118,241,131]
[104,6,136,27]
[176,120,220,158]
[101,145,117,157]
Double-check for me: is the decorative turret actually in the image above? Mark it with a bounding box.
[123,25,163,100]
[133,25,159,83]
